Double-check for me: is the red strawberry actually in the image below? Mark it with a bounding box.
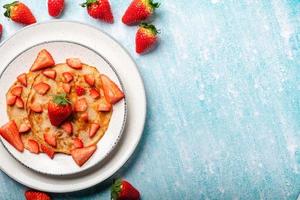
[17,73,27,87]
[122,0,159,25]
[63,83,71,94]
[76,86,85,96]
[41,144,55,159]
[25,190,51,200]
[73,138,84,149]
[0,24,2,40]
[101,74,124,104]
[90,88,100,99]
[74,98,88,112]
[42,69,56,80]
[0,121,24,152]
[81,0,114,23]
[136,23,158,54]
[7,93,17,106]
[48,94,72,126]
[33,82,50,95]
[80,112,89,122]
[3,1,36,25]
[111,179,140,200]
[18,123,31,133]
[29,104,43,113]
[30,49,55,72]
[62,72,73,83]
[89,123,100,137]
[15,97,24,108]
[61,121,72,135]
[11,86,22,97]
[48,0,64,17]
[27,139,39,154]
[66,58,82,69]
[98,98,112,112]
[84,74,95,86]
[71,145,97,166]
[44,132,57,147]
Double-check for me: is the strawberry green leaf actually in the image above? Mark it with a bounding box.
[111,179,122,200]
[80,0,98,7]
[3,1,18,18]
[52,94,70,106]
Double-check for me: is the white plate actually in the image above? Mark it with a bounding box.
[0,21,146,192]
[0,41,127,175]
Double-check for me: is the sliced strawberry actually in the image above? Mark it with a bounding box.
[15,97,24,108]
[71,145,97,167]
[27,139,39,154]
[61,121,72,135]
[7,93,17,106]
[29,104,43,113]
[19,123,31,133]
[42,69,56,80]
[80,112,89,122]
[74,98,88,112]
[11,86,23,97]
[75,86,85,96]
[44,132,57,147]
[30,49,55,72]
[90,88,100,99]
[100,88,105,97]
[66,58,82,69]
[84,74,95,86]
[33,82,50,95]
[17,73,27,87]
[63,83,71,94]
[62,72,73,83]
[0,121,24,152]
[98,98,112,112]
[41,144,55,159]
[89,123,100,138]
[101,75,125,104]
[25,190,51,200]
[73,138,83,149]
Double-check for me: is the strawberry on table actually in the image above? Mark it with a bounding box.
[61,121,73,135]
[48,0,64,18]
[71,145,97,166]
[25,190,51,200]
[44,132,57,147]
[48,94,72,126]
[100,74,124,104]
[136,23,158,54]
[27,139,39,154]
[74,98,88,112]
[3,1,36,25]
[111,179,140,200]
[11,86,23,97]
[33,82,50,95]
[15,97,24,108]
[89,123,100,138]
[0,121,24,152]
[42,69,56,80]
[30,49,55,72]
[122,0,159,25]
[0,24,3,40]
[81,0,114,23]
[17,73,27,87]
[66,58,82,69]
[41,144,55,159]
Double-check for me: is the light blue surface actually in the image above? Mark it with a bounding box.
[0,0,300,199]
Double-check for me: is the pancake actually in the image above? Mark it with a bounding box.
[25,63,112,154]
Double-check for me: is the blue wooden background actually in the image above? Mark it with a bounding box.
[0,0,300,199]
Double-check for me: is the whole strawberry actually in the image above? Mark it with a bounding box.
[81,0,114,24]
[48,93,72,126]
[3,1,36,25]
[111,179,140,200]
[48,0,64,17]
[122,0,159,25]
[136,23,158,54]
[25,190,51,200]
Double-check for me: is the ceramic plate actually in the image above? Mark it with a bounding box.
[0,21,146,192]
[0,41,127,175]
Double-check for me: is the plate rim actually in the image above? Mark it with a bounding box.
[0,40,128,176]
[0,20,147,193]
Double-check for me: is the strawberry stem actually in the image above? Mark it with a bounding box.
[52,94,70,106]
[111,179,122,200]
[80,0,98,7]
[3,1,18,18]
[149,0,160,9]
[139,23,159,35]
